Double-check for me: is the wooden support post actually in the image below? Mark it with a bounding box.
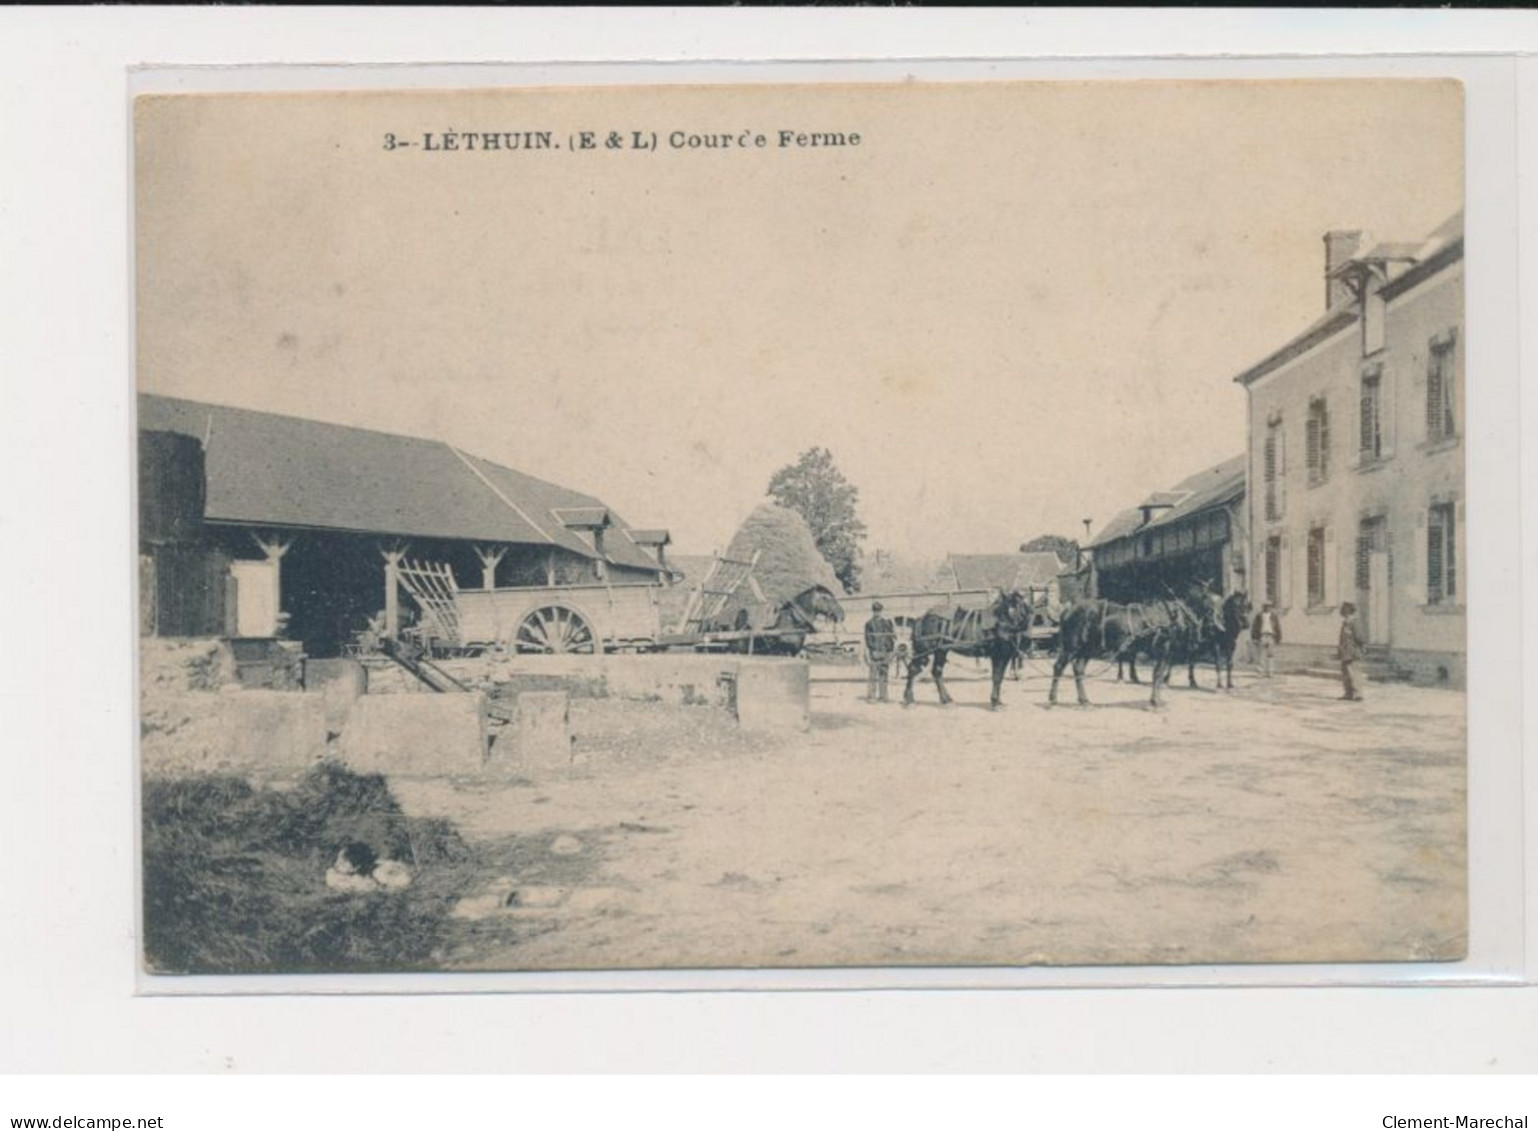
[474,544,507,591]
[251,531,294,636]
[545,549,556,587]
[591,527,607,582]
[381,543,407,638]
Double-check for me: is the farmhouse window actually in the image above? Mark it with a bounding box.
[1306,527,1327,608]
[1427,332,1457,443]
[1305,398,1330,485]
[1264,419,1285,521]
[1427,502,1457,605]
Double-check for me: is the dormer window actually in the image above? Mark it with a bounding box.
[554,507,613,579]
[1362,286,1386,356]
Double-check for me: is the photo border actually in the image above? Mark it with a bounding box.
[129,54,1524,996]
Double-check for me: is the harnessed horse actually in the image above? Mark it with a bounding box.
[1114,585,1231,690]
[1212,590,1251,689]
[1049,593,1214,708]
[902,590,1035,710]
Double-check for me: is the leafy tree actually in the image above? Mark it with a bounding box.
[767,447,867,593]
[1020,533,1081,566]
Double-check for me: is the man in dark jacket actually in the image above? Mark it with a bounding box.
[1338,601,1365,701]
[863,601,897,703]
[1250,602,1282,678]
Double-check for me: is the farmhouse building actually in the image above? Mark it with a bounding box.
[1086,456,1248,604]
[1232,212,1464,685]
[137,393,672,657]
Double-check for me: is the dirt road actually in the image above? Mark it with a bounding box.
[397,664,1466,971]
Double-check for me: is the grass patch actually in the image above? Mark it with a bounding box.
[142,763,475,974]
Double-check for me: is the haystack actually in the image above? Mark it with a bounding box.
[713,503,846,629]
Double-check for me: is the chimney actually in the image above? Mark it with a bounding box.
[1324,229,1364,310]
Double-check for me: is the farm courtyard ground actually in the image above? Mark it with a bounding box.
[396,662,1467,971]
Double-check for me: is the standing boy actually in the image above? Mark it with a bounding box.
[1250,602,1282,678]
[863,601,896,703]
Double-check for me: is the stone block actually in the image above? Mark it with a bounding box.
[140,690,329,779]
[338,692,489,777]
[515,691,573,772]
[305,658,368,734]
[734,658,811,733]
[597,655,739,707]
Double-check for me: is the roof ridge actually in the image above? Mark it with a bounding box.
[143,392,614,512]
[140,391,452,449]
[446,444,556,546]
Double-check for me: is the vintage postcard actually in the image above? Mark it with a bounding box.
[134,78,1466,976]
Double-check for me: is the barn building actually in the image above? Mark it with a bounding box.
[137,393,673,658]
[932,552,1072,607]
[1085,456,1248,604]
[1231,212,1465,686]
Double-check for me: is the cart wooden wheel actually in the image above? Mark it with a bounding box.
[512,604,597,655]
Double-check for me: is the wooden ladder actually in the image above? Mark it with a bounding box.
[395,558,464,650]
[674,549,761,635]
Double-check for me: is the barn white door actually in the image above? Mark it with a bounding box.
[230,559,280,637]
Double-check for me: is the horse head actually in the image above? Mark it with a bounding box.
[794,586,846,624]
[1221,589,1252,635]
[1180,581,1225,642]
[992,588,1036,635]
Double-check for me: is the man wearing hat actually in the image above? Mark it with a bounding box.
[863,601,897,703]
[1338,601,1365,701]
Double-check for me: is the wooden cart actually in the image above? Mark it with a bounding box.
[394,558,665,655]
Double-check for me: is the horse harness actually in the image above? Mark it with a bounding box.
[907,598,1028,665]
[1092,598,1196,655]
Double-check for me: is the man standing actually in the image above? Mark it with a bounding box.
[863,601,896,703]
[1250,602,1282,678]
[1338,601,1365,702]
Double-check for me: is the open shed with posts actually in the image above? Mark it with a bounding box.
[137,393,675,658]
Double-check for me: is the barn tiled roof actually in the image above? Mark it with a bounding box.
[1088,454,1246,550]
[1011,551,1070,590]
[944,551,1069,592]
[137,393,664,572]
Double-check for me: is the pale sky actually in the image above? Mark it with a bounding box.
[136,80,1463,558]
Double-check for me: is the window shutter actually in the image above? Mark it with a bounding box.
[1277,427,1287,517]
[1426,348,1444,441]
[1426,513,1443,604]
[1278,534,1292,610]
[1445,505,1457,601]
[1359,378,1375,458]
[1446,335,1459,437]
[1305,414,1320,480]
[1306,530,1322,606]
[1263,433,1277,520]
[1318,402,1330,480]
[1265,537,1280,607]
[1381,368,1397,458]
[1323,526,1338,606]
